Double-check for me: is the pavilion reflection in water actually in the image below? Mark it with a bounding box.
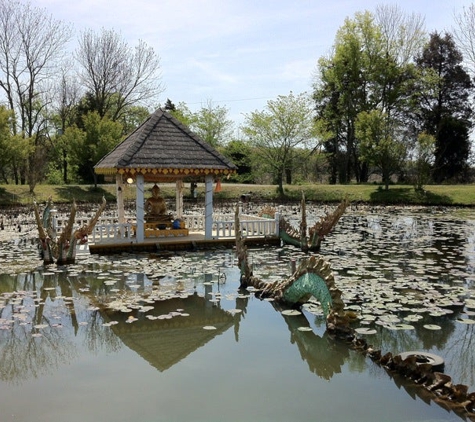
[103,293,237,372]
[0,270,349,383]
[102,290,348,379]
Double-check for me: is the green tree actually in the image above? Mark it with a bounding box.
[165,100,195,127]
[242,92,316,196]
[68,112,123,186]
[0,106,27,183]
[0,0,71,189]
[411,132,435,191]
[116,105,150,135]
[314,9,425,184]
[221,140,254,183]
[191,100,234,148]
[356,109,406,190]
[167,99,234,148]
[413,32,473,183]
[48,70,81,184]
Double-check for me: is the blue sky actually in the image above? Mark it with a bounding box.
[36,0,473,128]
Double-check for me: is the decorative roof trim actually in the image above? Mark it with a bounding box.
[95,167,235,176]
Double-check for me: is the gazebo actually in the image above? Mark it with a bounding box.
[94,108,237,243]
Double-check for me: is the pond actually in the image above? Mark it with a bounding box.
[0,205,474,422]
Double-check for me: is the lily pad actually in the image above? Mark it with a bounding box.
[423,324,442,330]
[297,326,313,332]
[281,309,302,316]
[355,327,377,335]
[385,323,415,330]
[456,318,475,325]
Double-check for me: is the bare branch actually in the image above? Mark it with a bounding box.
[375,4,426,65]
[75,28,164,120]
[453,4,475,75]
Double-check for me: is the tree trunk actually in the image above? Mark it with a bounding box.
[277,175,284,196]
[285,168,292,184]
[63,149,68,184]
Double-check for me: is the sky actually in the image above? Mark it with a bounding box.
[35,0,474,129]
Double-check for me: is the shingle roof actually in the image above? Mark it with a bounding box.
[94,108,236,179]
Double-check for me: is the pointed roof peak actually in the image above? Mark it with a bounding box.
[95,108,236,179]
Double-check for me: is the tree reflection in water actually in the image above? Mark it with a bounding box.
[0,205,474,421]
[0,271,121,384]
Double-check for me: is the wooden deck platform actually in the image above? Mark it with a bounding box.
[88,232,280,255]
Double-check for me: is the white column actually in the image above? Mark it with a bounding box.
[204,174,213,239]
[176,179,184,218]
[116,174,125,224]
[136,174,145,242]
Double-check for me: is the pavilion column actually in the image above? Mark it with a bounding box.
[116,174,125,224]
[116,174,126,237]
[136,174,145,242]
[204,174,213,239]
[176,179,184,219]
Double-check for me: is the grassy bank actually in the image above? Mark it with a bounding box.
[1,183,474,207]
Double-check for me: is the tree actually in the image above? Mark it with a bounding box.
[0,125,31,184]
[48,69,81,184]
[75,28,163,122]
[68,112,123,186]
[435,116,471,182]
[356,109,406,190]
[242,92,317,196]
[190,100,234,148]
[115,104,150,135]
[0,0,71,189]
[375,4,426,66]
[453,4,475,76]
[221,140,255,183]
[411,132,435,191]
[0,106,27,183]
[414,32,473,183]
[165,100,195,127]
[167,99,234,148]
[314,9,425,184]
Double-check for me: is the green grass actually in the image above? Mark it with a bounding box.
[1,182,474,207]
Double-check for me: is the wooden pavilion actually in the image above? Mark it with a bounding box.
[94,108,238,244]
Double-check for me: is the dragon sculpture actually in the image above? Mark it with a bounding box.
[260,194,349,252]
[34,197,106,265]
[235,205,351,336]
[234,205,475,419]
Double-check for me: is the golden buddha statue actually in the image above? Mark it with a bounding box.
[145,184,171,223]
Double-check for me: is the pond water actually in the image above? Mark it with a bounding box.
[0,205,474,422]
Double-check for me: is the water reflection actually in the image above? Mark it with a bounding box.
[105,294,236,372]
[275,302,349,380]
[0,266,248,381]
[0,206,475,421]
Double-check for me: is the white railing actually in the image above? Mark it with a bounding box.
[59,212,279,244]
[90,222,133,243]
[213,214,278,238]
[181,214,205,231]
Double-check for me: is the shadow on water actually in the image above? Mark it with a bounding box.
[370,187,453,205]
